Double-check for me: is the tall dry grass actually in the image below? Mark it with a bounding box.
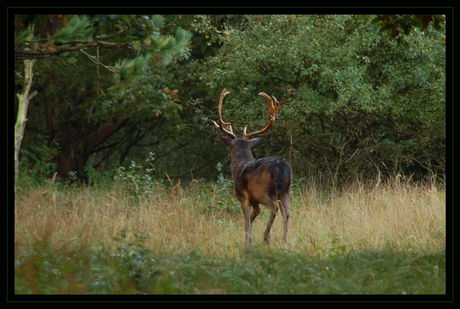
[288,177,446,256]
[14,175,446,259]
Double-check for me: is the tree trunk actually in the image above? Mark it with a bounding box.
[14,32,37,189]
[47,113,128,182]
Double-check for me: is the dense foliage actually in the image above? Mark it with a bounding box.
[14,14,446,184]
[202,15,446,181]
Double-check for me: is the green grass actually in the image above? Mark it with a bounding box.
[14,175,446,294]
[14,234,446,294]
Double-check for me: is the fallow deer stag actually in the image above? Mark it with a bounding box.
[213,88,292,251]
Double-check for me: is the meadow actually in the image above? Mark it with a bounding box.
[13,174,446,295]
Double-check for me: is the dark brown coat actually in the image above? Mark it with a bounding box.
[220,136,292,250]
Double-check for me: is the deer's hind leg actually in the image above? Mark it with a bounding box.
[279,193,290,243]
[250,202,262,226]
[239,197,253,251]
[263,200,279,244]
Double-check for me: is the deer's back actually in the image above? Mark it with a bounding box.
[234,157,292,204]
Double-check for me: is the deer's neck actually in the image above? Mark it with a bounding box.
[230,146,255,181]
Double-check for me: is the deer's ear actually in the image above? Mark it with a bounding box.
[250,137,261,147]
[219,136,233,146]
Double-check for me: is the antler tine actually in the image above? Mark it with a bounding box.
[243,92,280,140]
[213,88,237,139]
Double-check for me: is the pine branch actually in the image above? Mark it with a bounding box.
[14,41,131,60]
[107,55,149,97]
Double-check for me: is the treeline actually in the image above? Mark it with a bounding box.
[14,14,446,184]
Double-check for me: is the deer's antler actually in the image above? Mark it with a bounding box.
[213,88,237,139]
[243,92,280,140]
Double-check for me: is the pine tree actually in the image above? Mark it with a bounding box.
[14,15,192,181]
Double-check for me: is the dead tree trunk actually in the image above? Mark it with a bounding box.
[14,31,37,189]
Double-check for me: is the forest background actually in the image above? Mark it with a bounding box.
[13,13,446,186]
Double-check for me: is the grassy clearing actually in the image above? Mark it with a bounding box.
[13,176,446,294]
